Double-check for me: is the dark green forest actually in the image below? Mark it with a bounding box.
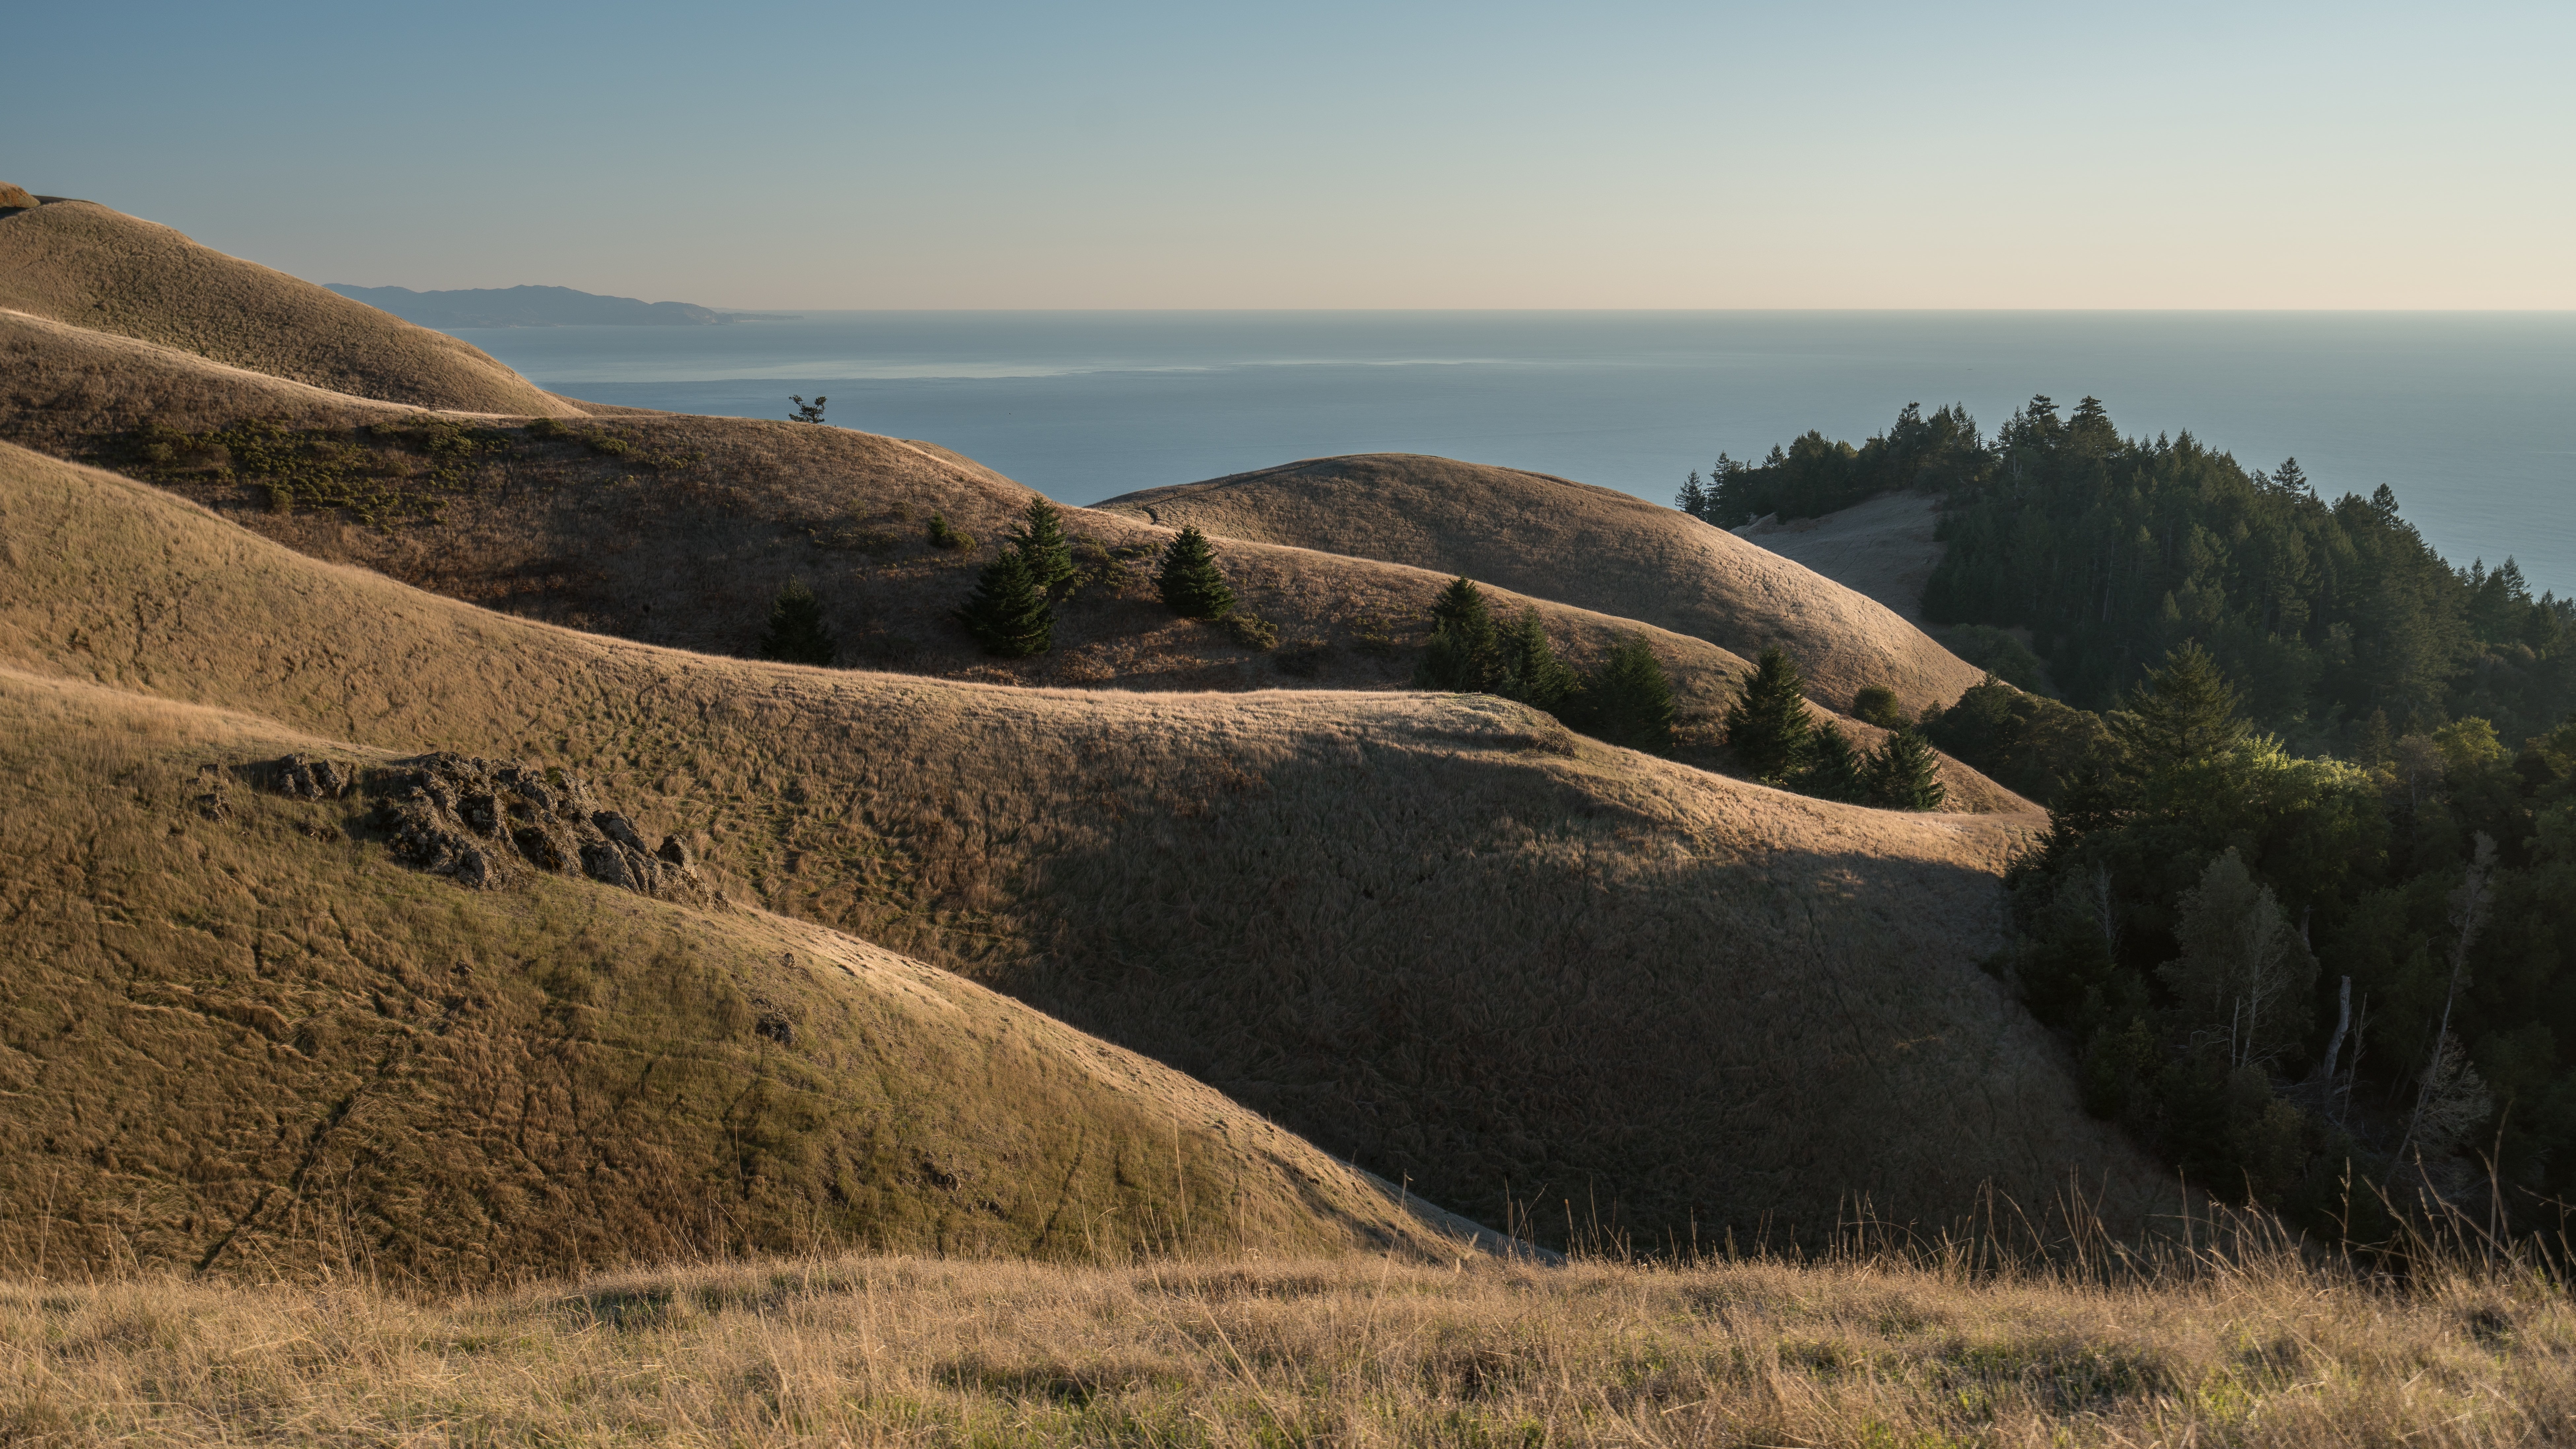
[1687,399,2576,1239]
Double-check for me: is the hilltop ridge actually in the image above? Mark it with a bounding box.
[1101,453,1990,716]
[325,282,754,328]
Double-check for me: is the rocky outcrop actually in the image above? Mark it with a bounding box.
[263,751,712,903]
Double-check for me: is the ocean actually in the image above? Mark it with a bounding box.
[447,311,2576,597]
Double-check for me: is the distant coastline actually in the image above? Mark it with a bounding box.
[325,282,795,328]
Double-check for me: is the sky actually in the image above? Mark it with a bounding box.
[11,1,2572,309]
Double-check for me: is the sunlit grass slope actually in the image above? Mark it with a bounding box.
[0,666,1459,1283]
[0,441,2152,1246]
[0,314,2028,811]
[8,1247,2568,1446]
[0,199,576,416]
[1103,453,1991,716]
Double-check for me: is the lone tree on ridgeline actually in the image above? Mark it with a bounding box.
[1582,635,1676,753]
[757,578,838,666]
[1009,497,1078,597]
[1675,471,1707,519]
[1865,728,1947,811]
[956,549,1053,658]
[1723,646,1812,782]
[788,394,827,424]
[1156,525,1236,620]
[1416,577,1500,691]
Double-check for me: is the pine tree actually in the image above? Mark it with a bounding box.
[1866,729,1947,810]
[956,549,1053,657]
[756,578,838,666]
[1722,646,1812,781]
[1008,497,1077,597]
[1675,471,1707,520]
[2109,642,2248,775]
[1155,525,1236,620]
[1791,721,1868,802]
[2356,708,2394,769]
[1581,636,1675,753]
[1494,608,1579,711]
[1415,577,1499,691]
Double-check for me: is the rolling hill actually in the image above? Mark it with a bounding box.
[0,198,581,416]
[1101,454,1991,716]
[0,297,2029,812]
[0,665,1465,1283]
[0,440,2163,1250]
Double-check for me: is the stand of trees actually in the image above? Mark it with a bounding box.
[1694,396,2576,1235]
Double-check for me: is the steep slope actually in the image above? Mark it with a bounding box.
[0,199,579,416]
[0,316,2029,813]
[0,665,1458,1283]
[0,442,2156,1246]
[1102,454,1989,716]
[1735,490,1946,623]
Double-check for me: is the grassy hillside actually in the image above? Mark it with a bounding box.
[10,1245,2565,1445]
[0,441,2157,1247]
[0,200,578,416]
[0,665,1459,1283]
[1102,453,1990,716]
[0,314,2029,813]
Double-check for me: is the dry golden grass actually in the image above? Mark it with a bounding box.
[0,664,1470,1283]
[1736,489,1948,626]
[0,201,577,416]
[0,441,2146,1253]
[1103,454,1991,717]
[0,310,2030,813]
[4,1242,2567,1445]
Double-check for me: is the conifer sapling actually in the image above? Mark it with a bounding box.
[1008,497,1078,597]
[1581,635,1676,753]
[1865,729,1947,811]
[1722,646,1812,781]
[956,549,1054,658]
[1415,577,1499,692]
[1155,525,1236,620]
[757,578,838,666]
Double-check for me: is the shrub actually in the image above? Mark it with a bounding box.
[585,432,633,458]
[1156,525,1236,619]
[525,416,570,439]
[1851,685,1908,730]
[1220,612,1278,651]
[1580,636,1675,754]
[926,514,973,551]
[1722,647,1812,782]
[756,579,838,666]
[956,551,1053,658]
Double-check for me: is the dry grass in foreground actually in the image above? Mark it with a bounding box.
[3,1242,2567,1447]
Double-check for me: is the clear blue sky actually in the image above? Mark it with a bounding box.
[12,1,2570,308]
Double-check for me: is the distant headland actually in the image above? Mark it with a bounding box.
[323,282,793,328]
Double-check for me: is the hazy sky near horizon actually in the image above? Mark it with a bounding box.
[13,1,2571,309]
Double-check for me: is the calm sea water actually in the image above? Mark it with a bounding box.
[450,312,2576,597]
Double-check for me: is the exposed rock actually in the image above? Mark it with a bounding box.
[266,751,713,904]
[270,754,353,800]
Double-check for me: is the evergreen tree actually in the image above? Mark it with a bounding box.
[787,394,827,424]
[1008,497,1078,597]
[1722,646,1813,781]
[1494,608,1579,711]
[956,549,1053,657]
[756,578,838,666]
[1865,729,1947,810]
[1415,577,1500,691]
[1675,471,1708,520]
[1582,636,1675,753]
[1791,721,1868,802]
[1155,525,1236,619]
[2110,642,2249,776]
